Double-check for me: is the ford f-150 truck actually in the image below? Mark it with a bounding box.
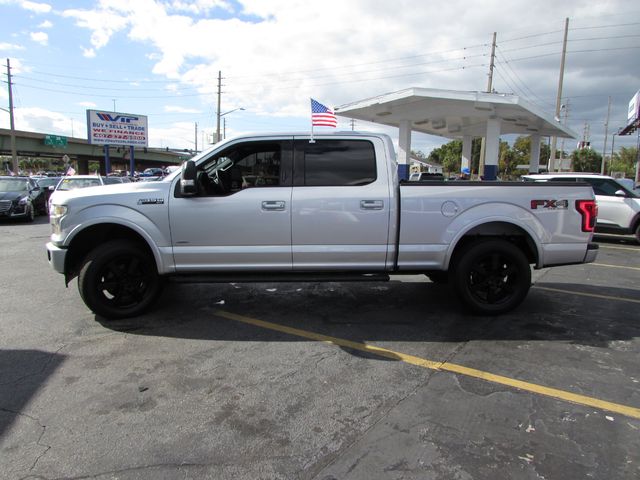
[46,132,599,319]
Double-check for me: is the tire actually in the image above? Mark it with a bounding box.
[78,240,163,319]
[24,203,35,222]
[452,239,531,315]
[635,223,640,244]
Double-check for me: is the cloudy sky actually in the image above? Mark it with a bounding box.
[0,0,639,156]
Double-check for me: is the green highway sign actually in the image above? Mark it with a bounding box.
[44,135,68,147]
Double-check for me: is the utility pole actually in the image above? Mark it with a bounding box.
[549,18,569,172]
[559,100,569,168]
[601,96,611,174]
[194,122,198,153]
[215,70,222,143]
[350,118,356,131]
[5,58,18,173]
[478,32,497,178]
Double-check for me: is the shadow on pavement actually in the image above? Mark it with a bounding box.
[0,349,66,438]
[96,278,640,350]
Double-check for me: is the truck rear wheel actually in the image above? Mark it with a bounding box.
[78,240,163,319]
[452,239,531,315]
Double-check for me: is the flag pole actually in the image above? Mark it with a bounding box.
[309,98,315,143]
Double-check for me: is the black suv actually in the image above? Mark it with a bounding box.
[0,176,47,222]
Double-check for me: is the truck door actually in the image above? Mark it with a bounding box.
[291,138,391,270]
[169,139,293,271]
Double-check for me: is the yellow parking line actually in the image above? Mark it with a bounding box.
[592,263,640,271]
[534,286,640,304]
[215,310,640,420]
[597,245,639,252]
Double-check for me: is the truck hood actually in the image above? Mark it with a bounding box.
[50,180,173,208]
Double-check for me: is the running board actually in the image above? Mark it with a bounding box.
[167,272,391,284]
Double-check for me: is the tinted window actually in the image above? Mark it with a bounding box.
[581,178,625,196]
[300,140,376,186]
[198,141,288,196]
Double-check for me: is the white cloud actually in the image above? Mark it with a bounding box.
[38,19,53,28]
[78,101,97,108]
[29,31,48,45]
[0,42,25,51]
[82,47,96,58]
[41,1,640,153]
[62,6,130,51]
[164,106,203,113]
[0,107,75,137]
[20,1,51,13]
[166,0,232,15]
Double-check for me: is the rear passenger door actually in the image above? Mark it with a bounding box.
[291,137,391,271]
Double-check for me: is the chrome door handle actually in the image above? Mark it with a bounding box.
[262,201,286,211]
[360,200,384,210]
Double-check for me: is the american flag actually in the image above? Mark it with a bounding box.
[311,98,337,127]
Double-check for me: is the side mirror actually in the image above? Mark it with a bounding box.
[180,160,198,196]
[48,185,55,191]
[614,189,627,197]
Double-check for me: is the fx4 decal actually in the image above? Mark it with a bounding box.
[530,199,569,210]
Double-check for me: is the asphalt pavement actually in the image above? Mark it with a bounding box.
[1,217,639,479]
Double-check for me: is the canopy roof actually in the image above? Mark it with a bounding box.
[334,87,577,139]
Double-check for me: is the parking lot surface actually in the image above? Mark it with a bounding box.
[1,217,639,479]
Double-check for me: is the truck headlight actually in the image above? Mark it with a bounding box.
[50,204,68,236]
[50,204,68,217]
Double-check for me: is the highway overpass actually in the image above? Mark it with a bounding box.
[0,128,191,175]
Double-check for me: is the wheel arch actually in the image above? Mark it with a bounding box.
[64,222,161,284]
[446,220,540,271]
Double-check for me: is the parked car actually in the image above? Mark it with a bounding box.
[0,176,46,221]
[408,172,445,181]
[48,175,105,212]
[103,176,132,185]
[523,173,640,242]
[35,176,62,213]
[140,167,165,178]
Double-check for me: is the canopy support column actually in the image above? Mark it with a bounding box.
[483,118,500,180]
[529,134,541,174]
[398,120,411,181]
[461,135,472,173]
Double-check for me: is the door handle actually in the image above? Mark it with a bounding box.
[360,200,384,210]
[262,201,286,211]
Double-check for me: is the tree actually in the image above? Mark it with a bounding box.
[571,148,602,172]
[428,138,482,174]
[609,147,638,178]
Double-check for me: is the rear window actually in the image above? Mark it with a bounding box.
[298,140,376,186]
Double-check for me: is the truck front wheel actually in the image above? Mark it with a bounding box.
[78,240,163,319]
[452,239,531,315]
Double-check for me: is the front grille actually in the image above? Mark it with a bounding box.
[0,200,12,214]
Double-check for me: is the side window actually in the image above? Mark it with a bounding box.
[197,141,286,196]
[297,140,376,186]
[583,178,620,196]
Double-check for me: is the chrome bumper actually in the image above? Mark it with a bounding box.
[46,242,67,274]
[584,242,599,263]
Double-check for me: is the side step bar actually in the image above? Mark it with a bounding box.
[168,272,391,284]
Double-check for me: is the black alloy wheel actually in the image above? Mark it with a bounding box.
[452,239,531,315]
[78,240,163,319]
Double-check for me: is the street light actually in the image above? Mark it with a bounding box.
[216,107,245,141]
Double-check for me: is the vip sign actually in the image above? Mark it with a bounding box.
[86,109,149,147]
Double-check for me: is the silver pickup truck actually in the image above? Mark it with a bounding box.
[46,132,598,319]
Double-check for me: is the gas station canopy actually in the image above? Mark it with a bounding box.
[334,87,577,139]
[334,88,578,180]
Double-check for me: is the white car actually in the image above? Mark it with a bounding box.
[48,175,105,213]
[523,173,640,242]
